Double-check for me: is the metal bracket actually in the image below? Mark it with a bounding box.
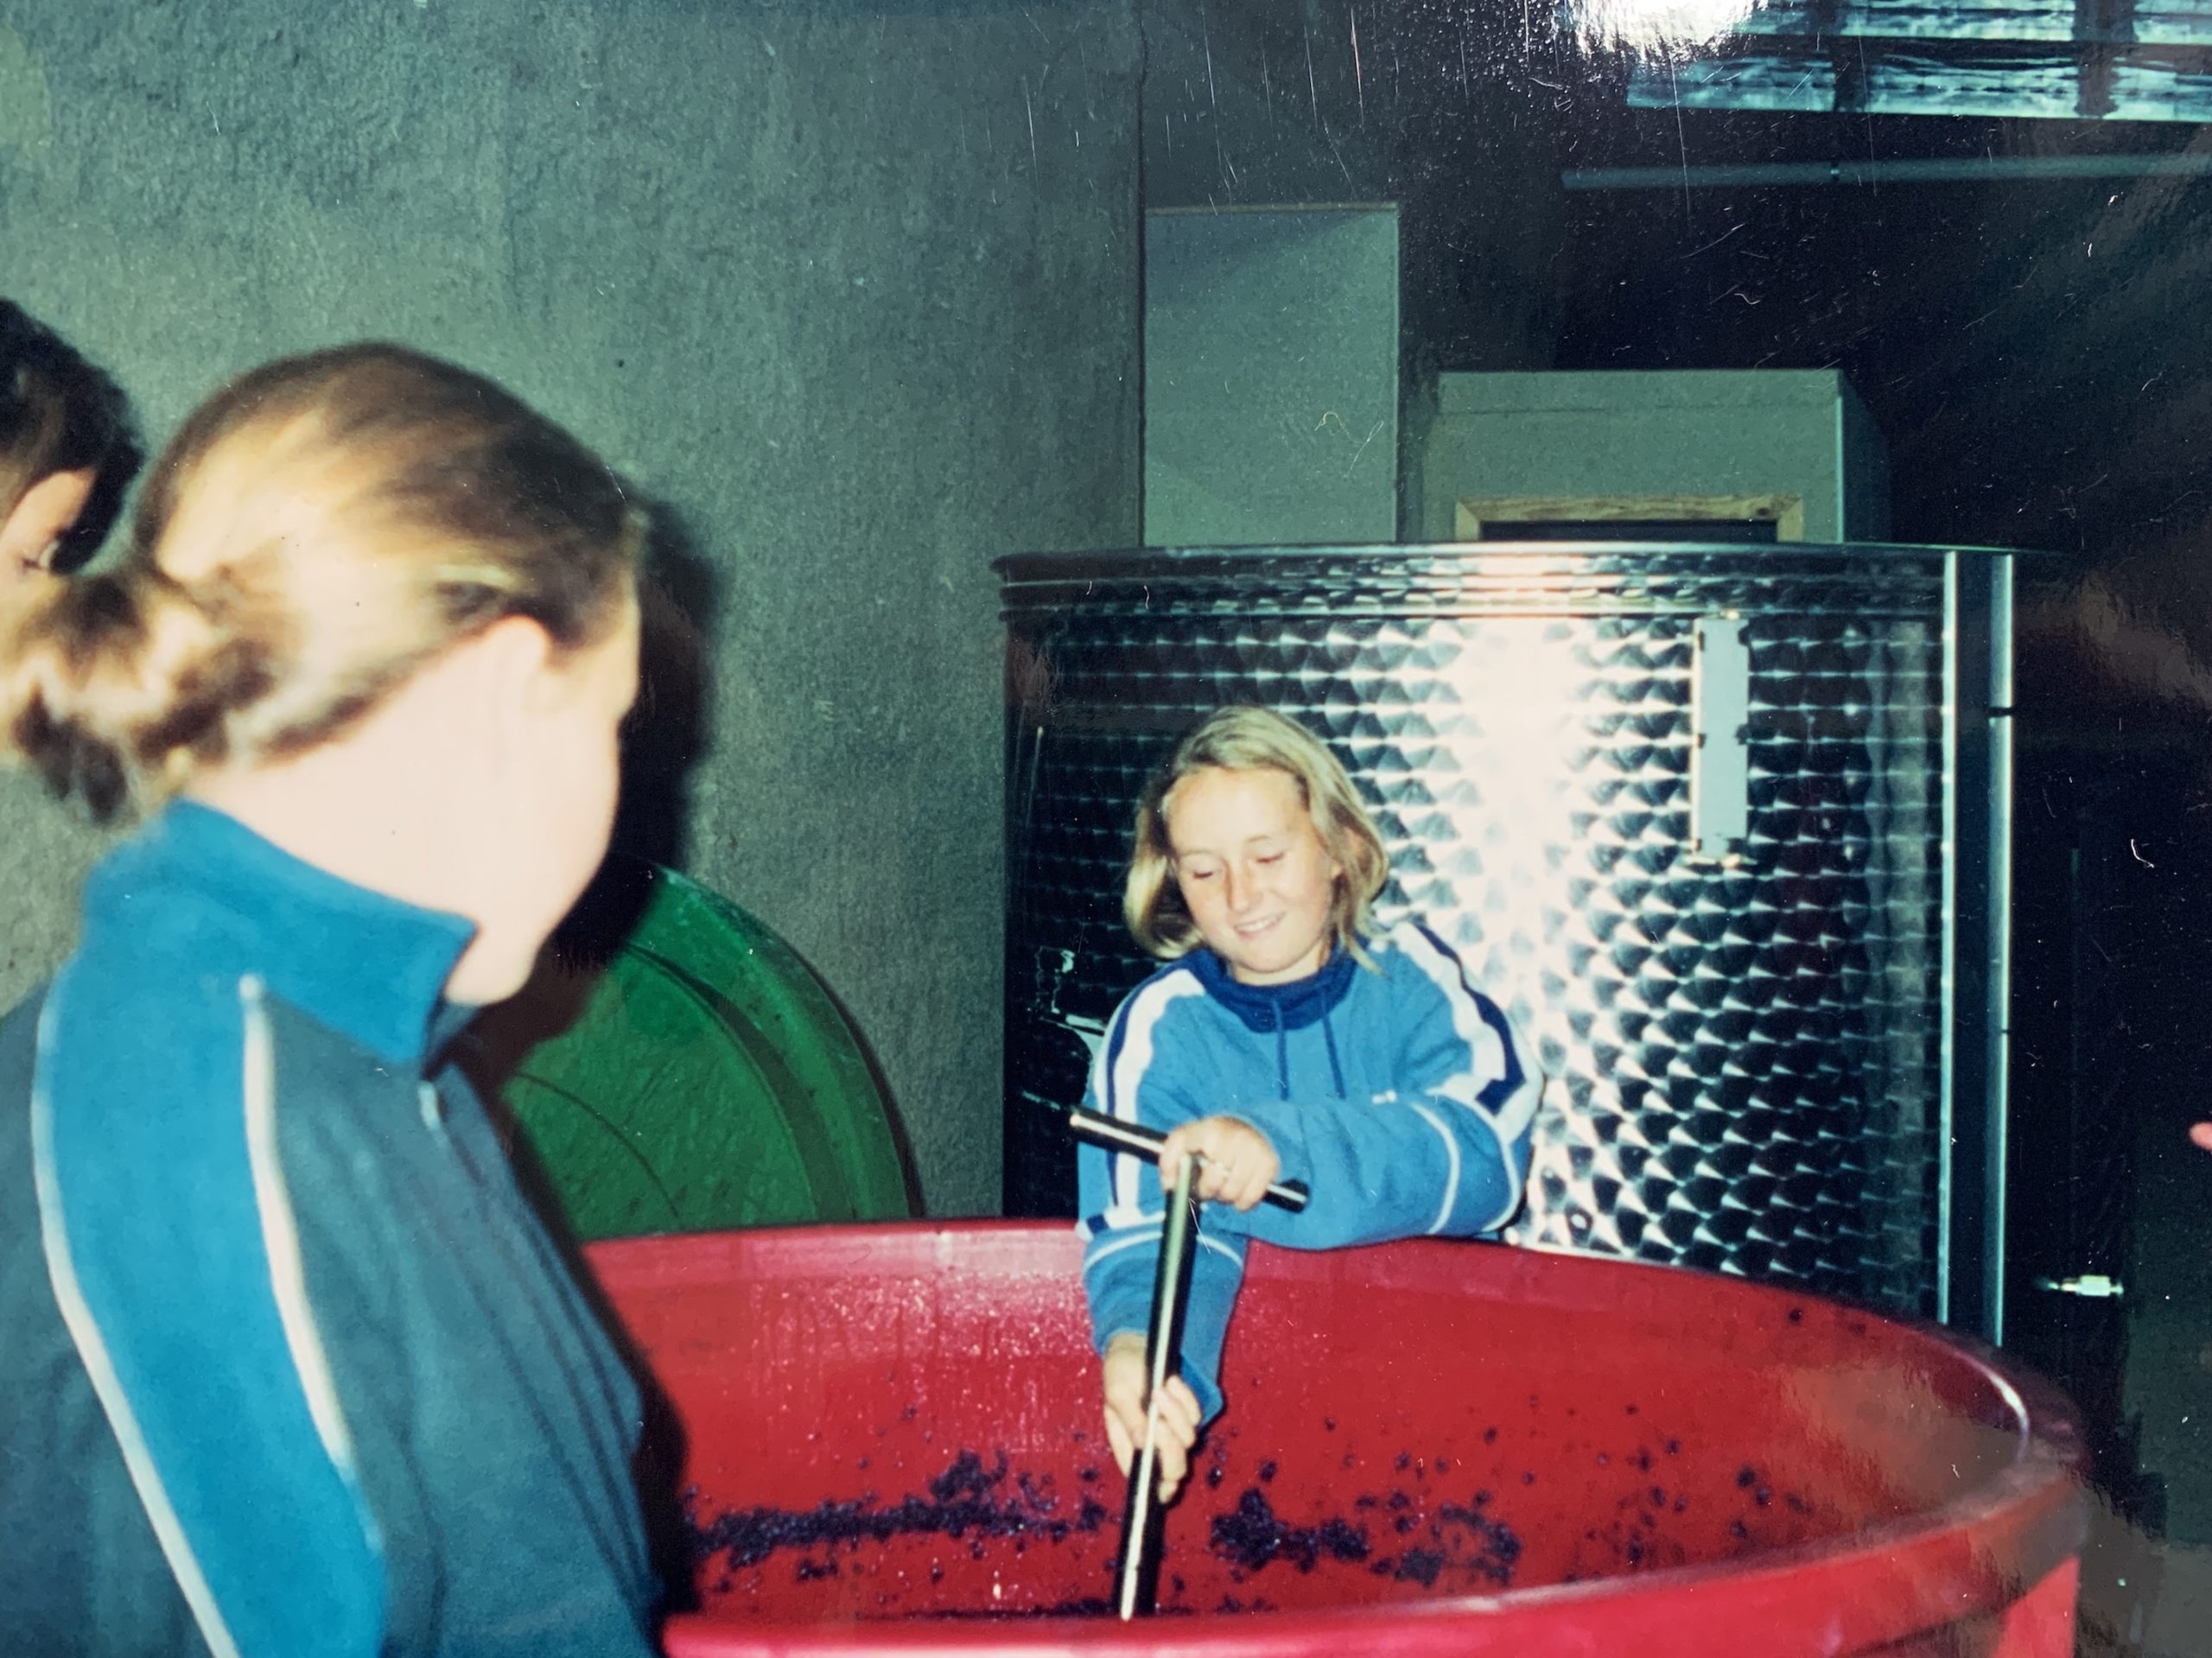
[2032,1274,2124,1300]
[1691,614,1752,860]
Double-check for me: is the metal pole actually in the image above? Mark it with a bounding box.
[1986,554,2016,1347]
[1064,1108,1311,1617]
[1116,1155,1198,1620]
[1562,153,2212,191]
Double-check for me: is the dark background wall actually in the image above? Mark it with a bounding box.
[1141,8,2212,1645]
[0,0,1142,1219]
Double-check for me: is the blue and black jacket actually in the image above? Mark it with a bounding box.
[1076,921,1541,1421]
[0,802,659,1656]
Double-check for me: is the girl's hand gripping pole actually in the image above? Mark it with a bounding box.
[1065,1105,1310,1618]
[1065,1106,1309,1213]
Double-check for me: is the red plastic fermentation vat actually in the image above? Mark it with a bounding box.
[588,1223,2086,1657]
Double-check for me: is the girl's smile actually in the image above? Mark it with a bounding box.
[1165,765,1344,986]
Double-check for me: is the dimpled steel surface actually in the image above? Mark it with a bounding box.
[1001,543,1967,1316]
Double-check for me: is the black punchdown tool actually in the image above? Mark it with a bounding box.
[1064,1106,1309,1617]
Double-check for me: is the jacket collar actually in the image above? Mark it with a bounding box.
[1185,939,1358,1032]
[81,801,477,1069]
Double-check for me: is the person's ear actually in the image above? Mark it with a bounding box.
[448,615,558,734]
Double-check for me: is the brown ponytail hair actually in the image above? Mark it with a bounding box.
[0,343,643,820]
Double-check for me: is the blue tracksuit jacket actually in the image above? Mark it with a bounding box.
[0,802,659,1656]
[1076,920,1541,1420]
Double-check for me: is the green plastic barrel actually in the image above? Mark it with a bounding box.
[479,861,913,1241]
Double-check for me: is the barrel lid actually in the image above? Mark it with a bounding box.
[472,860,913,1241]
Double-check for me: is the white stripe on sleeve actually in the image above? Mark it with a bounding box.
[30,978,245,1658]
[1394,924,1534,1229]
[239,976,380,1556]
[1104,972,1207,1217]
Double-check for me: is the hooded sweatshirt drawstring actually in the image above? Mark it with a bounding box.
[1191,944,1358,1104]
[1320,1004,1347,1100]
[1267,986,1348,1102]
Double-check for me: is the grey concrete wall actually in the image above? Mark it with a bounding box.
[0,0,1142,1217]
[1144,206,1398,545]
